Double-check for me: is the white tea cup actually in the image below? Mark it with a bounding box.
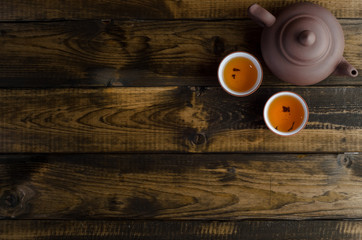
[218,52,263,97]
[264,91,309,136]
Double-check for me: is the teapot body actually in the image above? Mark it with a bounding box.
[248,2,358,85]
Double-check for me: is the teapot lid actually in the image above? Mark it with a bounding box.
[261,3,344,85]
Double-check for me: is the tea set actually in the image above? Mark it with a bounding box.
[218,2,358,136]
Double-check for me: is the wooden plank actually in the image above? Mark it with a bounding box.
[0,87,361,153]
[1,220,362,239]
[0,0,360,20]
[0,153,362,219]
[0,19,360,87]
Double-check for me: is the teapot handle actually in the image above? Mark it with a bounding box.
[248,3,276,28]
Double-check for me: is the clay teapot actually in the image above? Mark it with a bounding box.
[248,2,358,85]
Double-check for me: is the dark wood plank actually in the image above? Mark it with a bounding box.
[0,87,361,153]
[1,153,362,219]
[0,19,360,87]
[0,0,360,20]
[1,220,362,239]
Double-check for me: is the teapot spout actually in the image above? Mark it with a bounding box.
[334,57,358,77]
[248,3,276,28]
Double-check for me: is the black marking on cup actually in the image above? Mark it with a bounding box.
[283,106,290,112]
[288,122,295,131]
[232,74,236,79]
[233,68,240,71]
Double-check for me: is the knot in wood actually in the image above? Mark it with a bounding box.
[191,133,206,145]
[227,166,236,174]
[0,190,20,210]
[342,155,353,168]
[189,86,207,97]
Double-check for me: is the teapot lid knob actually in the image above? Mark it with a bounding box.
[279,16,331,65]
[298,30,316,46]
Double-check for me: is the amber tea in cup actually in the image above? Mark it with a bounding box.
[264,91,308,136]
[218,52,263,97]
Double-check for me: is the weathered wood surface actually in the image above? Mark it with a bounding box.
[0,0,360,20]
[0,19,360,87]
[0,153,361,219]
[0,0,361,239]
[0,87,361,153]
[1,220,362,239]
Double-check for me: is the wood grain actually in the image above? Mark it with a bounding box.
[0,0,360,20]
[0,153,362,219]
[0,19,360,87]
[0,87,361,153]
[1,220,362,239]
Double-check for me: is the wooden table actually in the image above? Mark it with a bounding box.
[0,0,361,239]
